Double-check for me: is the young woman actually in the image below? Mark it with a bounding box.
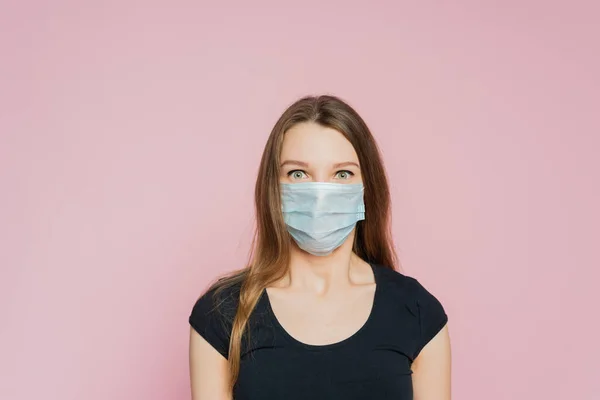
[189,95,451,400]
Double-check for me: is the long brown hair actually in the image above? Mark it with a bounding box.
[212,94,398,390]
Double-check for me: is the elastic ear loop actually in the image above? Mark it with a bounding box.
[352,198,366,253]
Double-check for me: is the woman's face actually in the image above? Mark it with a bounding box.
[279,122,362,184]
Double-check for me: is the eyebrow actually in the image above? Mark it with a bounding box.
[332,161,360,169]
[280,160,309,168]
[280,160,360,168]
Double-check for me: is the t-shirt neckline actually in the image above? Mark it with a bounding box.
[262,262,380,351]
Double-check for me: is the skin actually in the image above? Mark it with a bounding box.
[189,122,452,399]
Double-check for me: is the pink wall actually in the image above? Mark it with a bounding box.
[1,1,599,399]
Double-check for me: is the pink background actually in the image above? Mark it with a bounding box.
[1,1,599,399]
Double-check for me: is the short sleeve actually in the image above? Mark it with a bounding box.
[411,278,449,359]
[189,286,235,359]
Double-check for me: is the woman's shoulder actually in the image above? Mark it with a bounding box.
[191,275,243,322]
[373,263,435,296]
[372,263,448,319]
[188,274,244,358]
[372,263,449,359]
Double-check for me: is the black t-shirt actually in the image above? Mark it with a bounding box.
[189,263,448,400]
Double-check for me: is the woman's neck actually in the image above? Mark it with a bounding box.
[283,238,367,295]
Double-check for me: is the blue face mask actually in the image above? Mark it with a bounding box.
[280,182,365,256]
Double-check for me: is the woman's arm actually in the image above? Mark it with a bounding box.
[189,327,231,400]
[411,324,452,400]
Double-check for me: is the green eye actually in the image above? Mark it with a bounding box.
[335,170,353,179]
[288,170,307,179]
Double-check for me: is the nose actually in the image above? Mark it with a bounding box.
[312,171,329,183]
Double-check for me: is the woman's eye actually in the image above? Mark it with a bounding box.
[288,170,307,179]
[335,170,353,179]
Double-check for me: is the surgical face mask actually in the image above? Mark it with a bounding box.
[280,182,365,256]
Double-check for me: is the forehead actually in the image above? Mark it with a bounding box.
[280,122,359,164]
